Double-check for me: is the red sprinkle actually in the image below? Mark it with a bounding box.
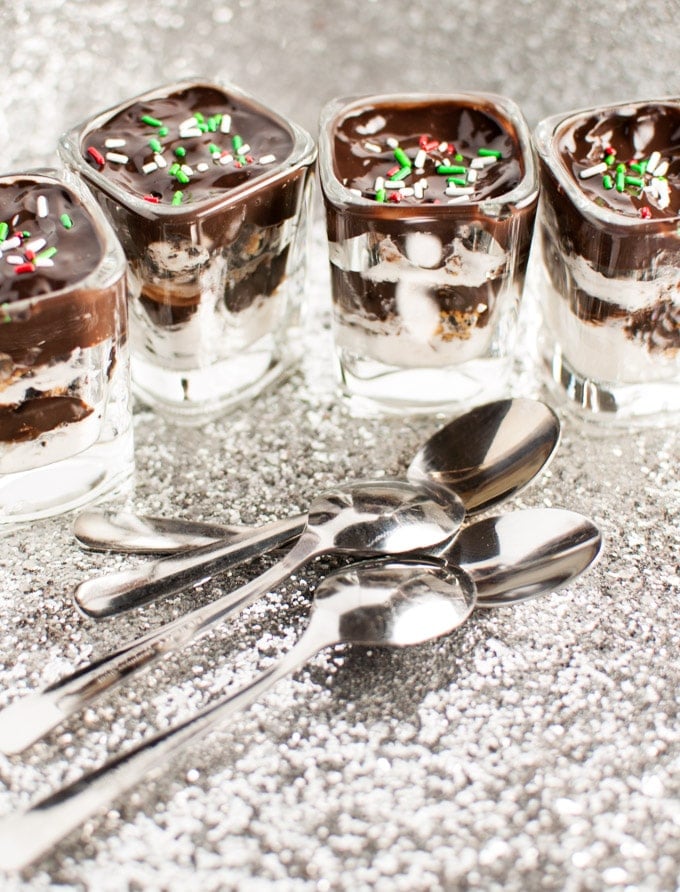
[424,139,439,152]
[14,263,34,275]
[386,164,400,177]
[24,250,35,261]
[419,135,430,148]
[605,146,616,156]
[143,194,160,203]
[447,143,456,155]
[87,146,106,167]
[388,191,402,203]
[640,206,652,219]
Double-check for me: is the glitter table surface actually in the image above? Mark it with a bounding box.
[0,2,679,889]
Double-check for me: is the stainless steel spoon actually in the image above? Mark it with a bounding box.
[0,479,464,756]
[0,560,477,872]
[0,506,600,757]
[74,397,560,616]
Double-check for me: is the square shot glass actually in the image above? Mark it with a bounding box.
[533,99,680,425]
[318,92,538,414]
[60,79,316,424]
[0,169,134,522]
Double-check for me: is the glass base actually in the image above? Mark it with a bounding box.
[132,333,299,425]
[337,349,511,416]
[0,423,134,524]
[543,341,680,429]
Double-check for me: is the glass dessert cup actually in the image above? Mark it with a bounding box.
[318,92,538,415]
[59,79,316,425]
[533,99,680,427]
[0,170,134,523]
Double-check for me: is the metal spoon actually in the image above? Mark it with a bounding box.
[0,479,464,756]
[74,397,560,616]
[0,506,600,757]
[0,560,477,872]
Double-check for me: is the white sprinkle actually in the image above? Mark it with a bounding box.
[34,258,54,268]
[24,238,46,253]
[374,176,385,192]
[364,141,381,153]
[579,161,607,179]
[180,127,202,139]
[179,116,198,130]
[220,114,232,134]
[438,141,448,152]
[196,162,209,173]
[0,238,20,251]
[36,195,49,218]
[349,188,362,196]
[181,165,194,176]
[467,168,478,184]
[386,137,399,149]
[445,185,475,196]
[104,138,126,149]
[414,149,427,169]
[259,154,276,164]
[419,178,429,189]
[219,153,233,165]
[646,151,661,175]
[106,152,129,164]
[5,255,24,264]
[413,182,425,200]
[471,155,496,169]
[447,195,471,204]
[655,177,671,209]
[237,143,251,155]
[142,162,159,175]
[386,180,405,189]
[401,187,415,197]
[154,154,167,169]
[653,160,669,177]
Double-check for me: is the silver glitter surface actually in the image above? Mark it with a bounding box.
[0,2,679,889]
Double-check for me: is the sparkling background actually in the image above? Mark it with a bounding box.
[0,1,679,889]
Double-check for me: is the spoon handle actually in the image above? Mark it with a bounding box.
[73,510,266,554]
[0,535,319,756]
[74,513,307,618]
[0,627,331,872]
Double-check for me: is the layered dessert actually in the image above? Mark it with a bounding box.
[0,173,129,476]
[318,93,537,409]
[59,80,316,421]
[534,100,680,416]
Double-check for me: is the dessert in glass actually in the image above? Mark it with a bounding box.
[60,79,316,424]
[0,170,133,522]
[533,99,680,424]
[318,92,538,413]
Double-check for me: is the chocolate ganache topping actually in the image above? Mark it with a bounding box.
[333,99,523,207]
[81,84,296,208]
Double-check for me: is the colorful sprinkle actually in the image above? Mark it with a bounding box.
[140,114,163,128]
[86,146,105,167]
[60,214,73,229]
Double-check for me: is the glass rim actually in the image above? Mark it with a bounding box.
[534,96,680,229]
[0,167,126,312]
[317,90,538,217]
[58,77,317,221]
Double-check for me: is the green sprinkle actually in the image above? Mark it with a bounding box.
[194,112,205,124]
[390,166,411,181]
[174,146,187,158]
[615,170,626,192]
[208,143,221,155]
[446,176,468,187]
[1,303,10,323]
[454,154,464,162]
[629,161,644,174]
[207,116,219,132]
[37,246,58,260]
[478,148,502,159]
[376,188,386,203]
[437,164,467,175]
[148,138,163,154]
[140,115,163,128]
[604,154,615,166]
[168,162,181,176]
[616,163,626,174]
[60,214,73,229]
[158,126,169,137]
[232,134,244,152]
[393,147,411,168]
[175,170,190,184]
[0,222,8,242]
[172,190,184,206]
[625,175,643,187]
[602,174,614,190]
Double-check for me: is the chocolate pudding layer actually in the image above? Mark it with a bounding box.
[0,175,126,453]
[61,80,316,415]
[536,100,680,388]
[320,94,537,375]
